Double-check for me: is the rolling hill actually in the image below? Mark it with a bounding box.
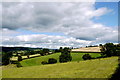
[20,52,101,67]
[2,57,118,78]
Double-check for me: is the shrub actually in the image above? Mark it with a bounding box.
[82,54,92,60]
[48,58,57,64]
[41,61,48,65]
[16,62,22,67]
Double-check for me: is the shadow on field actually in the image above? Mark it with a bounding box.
[109,56,120,80]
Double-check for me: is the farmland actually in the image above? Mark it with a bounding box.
[2,57,118,78]
[20,52,101,67]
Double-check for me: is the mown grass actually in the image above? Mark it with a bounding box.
[20,53,101,67]
[3,57,118,78]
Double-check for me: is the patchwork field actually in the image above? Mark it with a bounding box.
[72,47,101,52]
[20,52,101,67]
[2,57,118,78]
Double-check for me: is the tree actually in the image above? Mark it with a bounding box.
[42,48,49,55]
[100,43,117,57]
[59,47,63,52]
[24,51,31,58]
[82,54,92,60]
[18,56,22,61]
[2,51,13,65]
[59,47,72,63]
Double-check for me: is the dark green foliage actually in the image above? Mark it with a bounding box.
[82,54,92,60]
[24,51,31,58]
[59,47,72,63]
[16,62,22,67]
[54,49,60,53]
[48,58,57,64]
[99,44,103,46]
[115,44,120,56]
[43,48,49,55]
[18,56,22,61]
[29,50,36,55]
[100,43,119,57]
[37,48,49,56]
[39,50,45,56]
[59,47,63,52]
[2,51,13,65]
[41,61,48,65]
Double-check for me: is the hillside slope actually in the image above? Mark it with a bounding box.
[20,53,101,67]
[3,57,118,78]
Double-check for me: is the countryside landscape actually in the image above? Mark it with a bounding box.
[1,1,120,80]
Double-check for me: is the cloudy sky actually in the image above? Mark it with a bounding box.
[1,2,118,49]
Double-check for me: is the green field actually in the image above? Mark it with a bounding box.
[20,53,101,67]
[3,57,118,78]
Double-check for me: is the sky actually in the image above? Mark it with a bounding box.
[1,2,119,49]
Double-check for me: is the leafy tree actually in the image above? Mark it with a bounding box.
[100,43,117,57]
[116,44,120,56]
[18,56,22,61]
[2,51,13,65]
[59,47,63,52]
[54,49,60,53]
[24,51,31,58]
[59,47,72,63]
[30,50,36,55]
[38,50,45,56]
[82,54,92,60]
[99,44,103,46]
[42,48,49,55]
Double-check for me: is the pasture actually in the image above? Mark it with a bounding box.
[2,57,118,78]
[20,52,101,67]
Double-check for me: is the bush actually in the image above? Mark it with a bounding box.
[16,62,22,68]
[41,61,48,65]
[48,58,57,64]
[82,54,92,60]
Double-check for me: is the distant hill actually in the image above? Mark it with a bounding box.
[1,46,42,52]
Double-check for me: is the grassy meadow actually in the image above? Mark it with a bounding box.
[3,57,118,78]
[20,52,101,67]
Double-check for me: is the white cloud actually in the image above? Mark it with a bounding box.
[1,2,118,48]
[2,34,92,48]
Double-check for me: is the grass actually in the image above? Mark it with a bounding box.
[2,57,118,78]
[20,52,101,67]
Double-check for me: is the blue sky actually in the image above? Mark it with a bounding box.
[93,2,118,27]
[16,29,65,36]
